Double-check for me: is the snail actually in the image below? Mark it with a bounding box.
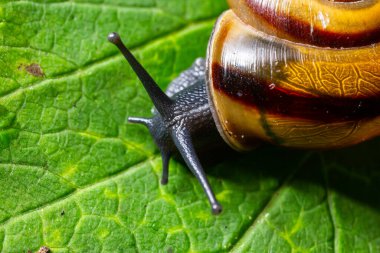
[108,0,380,215]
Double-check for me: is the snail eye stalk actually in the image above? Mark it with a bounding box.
[107,32,173,118]
[108,32,222,215]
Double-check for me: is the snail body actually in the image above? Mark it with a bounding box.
[108,0,380,214]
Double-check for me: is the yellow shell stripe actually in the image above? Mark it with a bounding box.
[273,44,380,98]
[228,0,380,47]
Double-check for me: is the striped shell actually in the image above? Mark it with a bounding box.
[207,0,380,150]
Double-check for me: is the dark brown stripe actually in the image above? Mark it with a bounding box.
[212,63,380,122]
[245,0,380,48]
[328,0,361,2]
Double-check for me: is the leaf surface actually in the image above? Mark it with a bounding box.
[1,1,380,252]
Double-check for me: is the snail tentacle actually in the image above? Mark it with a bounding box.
[107,32,173,118]
[160,150,171,185]
[170,127,222,215]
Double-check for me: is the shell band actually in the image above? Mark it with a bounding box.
[228,0,380,47]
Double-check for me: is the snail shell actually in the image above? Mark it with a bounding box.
[207,1,380,151]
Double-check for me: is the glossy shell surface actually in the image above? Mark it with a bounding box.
[207,8,380,151]
[228,0,380,47]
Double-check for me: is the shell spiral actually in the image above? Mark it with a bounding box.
[206,0,380,150]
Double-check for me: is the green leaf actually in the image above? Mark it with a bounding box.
[1,0,380,252]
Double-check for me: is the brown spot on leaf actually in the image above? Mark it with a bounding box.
[18,63,45,77]
[25,64,44,77]
[37,246,50,253]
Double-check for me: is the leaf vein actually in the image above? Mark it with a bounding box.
[9,0,162,12]
[0,157,156,229]
[229,158,308,252]
[323,158,338,253]
[0,19,216,103]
